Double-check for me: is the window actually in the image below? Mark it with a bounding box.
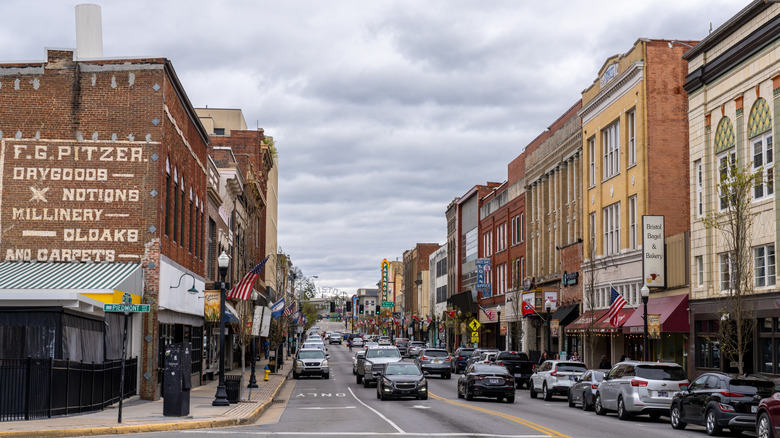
[696,256,704,287]
[180,189,186,246]
[755,244,776,287]
[589,212,596,247]
[213,128,225,136]
[208,219,216,279]
[588,136,596,186]
[173,180,179,243]
[695,160,703,217]
[520,213,524,242]
[511,215,520,245]
[497,223,506,252]
[164,173,171,237]
[758,318,780,374]
[483,231,493,257]
[602,120,620,179]
[718,150,736,210]
[627,109,636,166]
[753,133,774,200]
[720,252,735,293]
[695,320,721,369]
[628,195,637,249]
[188,199,193,253]
[497,263,506,295]
[603,202,620,255]
[464,228,478,263]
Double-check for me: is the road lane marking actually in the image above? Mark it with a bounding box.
[429,393,571,438]
[195,432,548,436]
[347,386,405,434]
[299,406,357,410]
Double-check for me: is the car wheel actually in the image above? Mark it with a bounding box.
[363,378,371,388]
[706,408,723,436]
[293,371,299,379]
[617,396,631,421]
[445,372,451,380]
[356,374,362,384]
[497,396,504,402]
[594,393,606,416]
[529,383,538,399]
[466,388,474,401]
[506,395,515,404]
[582,392,591,411]
[323,373,329,379]
[543,383,552,401]
[457,384,464,399]
[376,387,381,400]
[670,404,687,430]
[568,391,575,407]
[757,412,774,438]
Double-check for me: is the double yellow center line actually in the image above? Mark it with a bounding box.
[429,393,571,438]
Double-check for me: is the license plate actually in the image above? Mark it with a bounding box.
[514,374,523,378]
[752,406,758,413]
[489,378,502,384]
[433,360,440,364]
[657,391,668,397]
[569,376,576,381]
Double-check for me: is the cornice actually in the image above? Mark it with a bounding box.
[579,61,644,125]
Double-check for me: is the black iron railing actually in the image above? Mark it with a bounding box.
[0,357,137,422]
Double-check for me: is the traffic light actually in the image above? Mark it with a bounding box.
[330,301,336,312]
[375,305,380,314]
[346,301,352,312]
[359,304,364,314]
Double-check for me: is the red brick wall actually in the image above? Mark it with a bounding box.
[559,241,583,305]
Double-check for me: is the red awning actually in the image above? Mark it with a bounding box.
[622,294,689,334]
[593,308,635,333]
[564,310,608,333]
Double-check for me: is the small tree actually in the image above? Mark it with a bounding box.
[702,162,759,375]
[581,229,616,367]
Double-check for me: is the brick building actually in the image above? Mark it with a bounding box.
[402,243,440,341]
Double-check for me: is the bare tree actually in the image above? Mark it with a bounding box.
[702,162,759,375]
[581,232,617,367]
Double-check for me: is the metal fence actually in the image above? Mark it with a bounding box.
[0,357,137,422]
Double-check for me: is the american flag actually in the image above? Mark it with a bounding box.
[606,287,627,326]
[480,305,496,321]
[426,315,432,324]
[226,255,270,300]
[283,302,296,317]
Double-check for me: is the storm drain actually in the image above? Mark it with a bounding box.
[272,399,285,404]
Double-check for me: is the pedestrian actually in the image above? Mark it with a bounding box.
[262,339,270,359]
[598,355,611,369]
[538,351,549,365]
[570,350,582,361]
[348,338,353,351]
[554,353,560,360]
[619,354,627,362]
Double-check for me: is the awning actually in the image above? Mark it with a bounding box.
[0,262,143,313]
[448,290,477,314]
[593,308,635,333]
[623,294,689,334]
[565,310,608,333]
[551,304,579,326]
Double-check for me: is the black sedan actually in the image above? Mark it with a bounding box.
[457,363,515,403]
[376,362,428,400]
[568,370,604,411]
[670,372,774,436]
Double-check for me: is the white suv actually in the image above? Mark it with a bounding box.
[530,360,588,401]
[594,361,688,420]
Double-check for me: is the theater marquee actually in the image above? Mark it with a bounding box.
[0,139,151,263]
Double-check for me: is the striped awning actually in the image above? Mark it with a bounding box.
[0,262,141,292]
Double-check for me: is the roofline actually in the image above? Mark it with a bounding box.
[683,0,768,60]
[164,59,210,147]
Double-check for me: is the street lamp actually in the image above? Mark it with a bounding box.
[641,285,650,361]
[248,290,261,389]
[545,299,553,356]
[212,251,230,406]
[496,305,501,351]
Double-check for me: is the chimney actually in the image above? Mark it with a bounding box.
[75,4,103,59]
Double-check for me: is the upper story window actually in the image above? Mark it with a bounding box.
[718,150,737,211]
[695,160,703,217]
[755,244,776,288]
[483,230,493,257]
[749,98,774,201]
[497,223,506,252]
[627,109,636,166]
[628,195,637,250]
[602,120,620,180]
[714,116,736,211]
[720,252,735,293]
[603,202,620,256]
[588,136,596,187]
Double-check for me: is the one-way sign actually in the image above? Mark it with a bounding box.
[104,304,150,312]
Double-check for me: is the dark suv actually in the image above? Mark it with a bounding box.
[452,347,476,374]
[670,373,774,435]
[395,338,409,356]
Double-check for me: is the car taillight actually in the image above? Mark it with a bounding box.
[591,384,599,390]
[630,380,648,387]
[550,372,558,377]
[459,356,465,360]
[495,361,504,365]
[720,392,744,397]
[420,356,428,361]
[532,364,536,370]
[473,376,486,380]
[718,403,736,413]
[444,357,451,361]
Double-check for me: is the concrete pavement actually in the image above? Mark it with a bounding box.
[0,359,290,437]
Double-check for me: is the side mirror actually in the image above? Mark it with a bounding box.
[326,354,331,359]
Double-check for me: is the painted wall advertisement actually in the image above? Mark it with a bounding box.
[642,215,666,287]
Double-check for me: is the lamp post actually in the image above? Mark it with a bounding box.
[248,290,260,389]
[641,285,650,361]
[545,299,552,355]
[495,305,502,351]
[212,251,230,406]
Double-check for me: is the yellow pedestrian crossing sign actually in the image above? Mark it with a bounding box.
[469,319,481,331]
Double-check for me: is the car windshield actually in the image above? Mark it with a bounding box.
[385,364,421,376]
[423,350,448,357]
[353,338,363,342]
[459,349,475,356]
[557,363,587,372]
[411,342,425,347]
[635,365,687,381]
[496,352,529,361]
[472,364,508,374]
[356,352,365,358]
[729,379,775,395]
[302,344,322,349]
[367,349,401,359]
[298,351,325,359]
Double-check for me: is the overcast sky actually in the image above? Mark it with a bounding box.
[2,0,748,294]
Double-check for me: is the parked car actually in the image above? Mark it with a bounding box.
[452,347,476,374]
[756,383,780,438]
[530,360,588,401]
[407,341,427,357]
[359,346,403,387]
[377,362,428,400]
[293,348,329,379]
[351,337,364,347]
[457,363,515,403]
[567,370,605,411]
[415,348,452,379]
[378,336,392,346]
[352,350,367,375]
[395,338,410,356]
[670,372,773,435]
[465,348,499,370]
[595,360,688,420]
[494,351,535,389]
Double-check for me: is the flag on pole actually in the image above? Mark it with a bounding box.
[606,287,628,326]
[270,298,285,319]
[444,310,457,319]
[226,255,270,300]
[283,302,296,317]
[522,301,536,318]
[479,305,496,321]
[426,315,433,324]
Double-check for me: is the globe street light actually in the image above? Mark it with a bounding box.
[212,251,230,406]
[545,299,553,356]
[641,285,650,361]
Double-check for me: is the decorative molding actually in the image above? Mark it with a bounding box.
[579,61,644,126]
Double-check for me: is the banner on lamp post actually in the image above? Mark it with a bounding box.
[642,215,666,288]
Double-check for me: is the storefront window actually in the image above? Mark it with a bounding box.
[758,318,780,374]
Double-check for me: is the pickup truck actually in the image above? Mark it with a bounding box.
[493,351,535,389]
[358,346,402,387]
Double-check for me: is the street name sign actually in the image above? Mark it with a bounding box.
[104,304,150,312]
[381,301,394,307]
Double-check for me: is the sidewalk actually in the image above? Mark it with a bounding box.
[0,358,290,438]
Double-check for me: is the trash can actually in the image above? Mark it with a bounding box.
[225,375,242,404]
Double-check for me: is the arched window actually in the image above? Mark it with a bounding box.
[748,98,773,200]
[714,117,736,210]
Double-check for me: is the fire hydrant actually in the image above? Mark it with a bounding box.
[264,365,271,381]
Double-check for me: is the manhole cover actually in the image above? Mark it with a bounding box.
[272,399,285,404]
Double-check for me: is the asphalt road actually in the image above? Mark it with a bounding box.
[97,320,756,438]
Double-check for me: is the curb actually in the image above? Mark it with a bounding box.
[0,368,292,438]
